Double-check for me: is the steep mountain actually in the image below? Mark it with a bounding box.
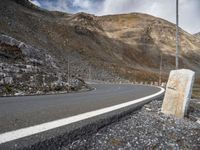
[0,0,200,90]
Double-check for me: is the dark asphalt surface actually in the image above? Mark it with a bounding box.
[0,84,160,134]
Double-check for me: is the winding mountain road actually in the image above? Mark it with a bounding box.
[0,84,164,149]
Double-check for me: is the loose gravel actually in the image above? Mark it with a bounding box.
[61,100,200,150]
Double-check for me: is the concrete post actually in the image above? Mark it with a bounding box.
[161,69,195,118]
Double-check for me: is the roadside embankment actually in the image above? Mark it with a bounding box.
[62,100,200,150]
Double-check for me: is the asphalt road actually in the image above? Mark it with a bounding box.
[0,84,163,149]
[0,84,161,133]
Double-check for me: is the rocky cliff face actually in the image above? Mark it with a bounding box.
[0,0,200,89]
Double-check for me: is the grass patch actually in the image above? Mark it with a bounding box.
[5,84,13,93]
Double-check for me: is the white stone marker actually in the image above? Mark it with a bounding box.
[161,69,195,118]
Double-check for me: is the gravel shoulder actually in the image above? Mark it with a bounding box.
[62,99,200,150]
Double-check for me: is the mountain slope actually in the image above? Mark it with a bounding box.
[194,32,200,38]
[0,0,200,85]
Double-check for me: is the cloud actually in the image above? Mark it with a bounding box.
[29,0,41,7]
[30,0,200,34]
[72,0,92,9]
[39,0,71,12]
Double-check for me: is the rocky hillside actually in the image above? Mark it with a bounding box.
[0,34,91,96]
[194,32,200,38]
[0,0,200,88]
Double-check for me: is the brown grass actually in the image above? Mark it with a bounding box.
[192,87,200,99]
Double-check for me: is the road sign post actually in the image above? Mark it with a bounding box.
[176,0,179,69]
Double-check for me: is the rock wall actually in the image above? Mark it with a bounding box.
[0,34,88,96]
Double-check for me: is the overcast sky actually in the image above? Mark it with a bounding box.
[30,0,200,34]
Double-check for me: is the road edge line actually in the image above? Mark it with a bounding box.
[0,87,165,144]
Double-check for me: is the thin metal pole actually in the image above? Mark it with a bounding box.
[89,65,91,81]
[67,56,70,83]
[159,54,163,85]
[176,0,179,69]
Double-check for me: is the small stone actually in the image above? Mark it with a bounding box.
[145,108,152,111]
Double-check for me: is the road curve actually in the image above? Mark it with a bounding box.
[0,84,164,148]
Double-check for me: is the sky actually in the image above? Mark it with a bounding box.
[30,0,200,34]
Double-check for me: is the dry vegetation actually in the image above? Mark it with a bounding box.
[192,87,200,99]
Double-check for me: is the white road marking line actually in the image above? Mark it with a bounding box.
[0,87,165,144]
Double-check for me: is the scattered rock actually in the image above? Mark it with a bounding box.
[62,100,200,150]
